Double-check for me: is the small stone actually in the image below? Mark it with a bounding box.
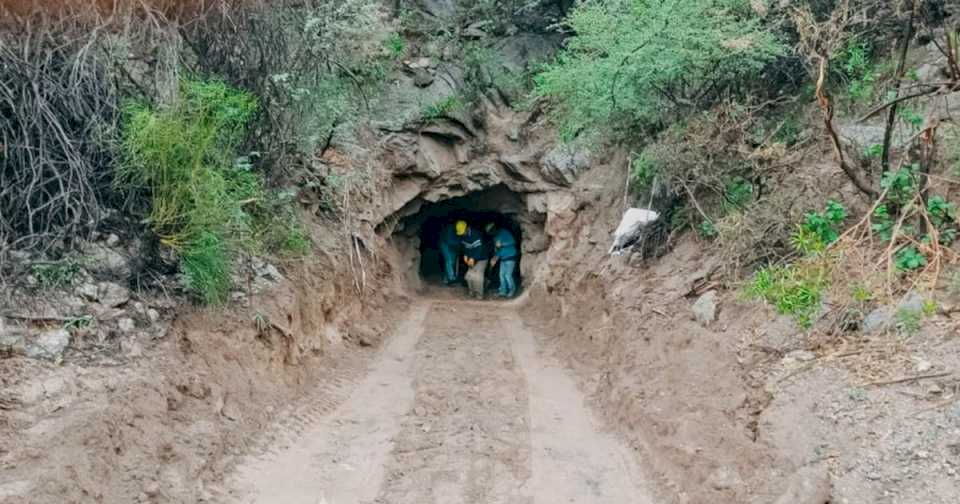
[121,338,143,358]
[76,283,99,301]
[863,307,893,334]
[221,399,243,421]
[412,69,434,88]
[25,275,38,287]
[414,406,427,417]
[117,318,136,333]
[898,292,925,314]
[147,309,160,323]
[707,466,743,490]
[105,234,120,247]
[407,57,432,69]
[787,350,817,362]
[143,481,160,497]
[916,359,933,373]
[692,291,719,326]
[0,332,27,356]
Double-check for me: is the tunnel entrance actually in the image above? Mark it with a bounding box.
[418,210,523,286]
[388,185,541,297]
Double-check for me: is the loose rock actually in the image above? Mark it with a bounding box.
[98,282,131,308]
[692,291,719,326]
[25,329,71,360]
[707,466,743,490]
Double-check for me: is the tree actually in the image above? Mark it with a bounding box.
[534,0,784,140]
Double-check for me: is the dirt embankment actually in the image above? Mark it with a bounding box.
[523,156,960,504]
[0,232,407,503]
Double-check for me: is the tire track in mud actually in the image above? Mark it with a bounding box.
[373,301,531,504]
[223,302,430,504]
[223,298,654,503]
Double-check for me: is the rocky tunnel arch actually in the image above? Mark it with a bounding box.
[382,184,548,294]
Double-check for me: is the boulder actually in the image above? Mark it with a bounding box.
[692,291,719,326]
[25,329,71,360]
[862,306,893,334]
[412,68,435,88]
[97,282,131,308]
[80,242,131,278]
[540,144,591,186]
[76,282,99,301]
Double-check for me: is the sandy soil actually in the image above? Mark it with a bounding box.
[224,298,653,503]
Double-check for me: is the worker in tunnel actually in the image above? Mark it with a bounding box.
[461,221,491,298]
[439,220,465,285]
[486,222,519,298]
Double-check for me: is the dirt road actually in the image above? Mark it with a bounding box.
[225,299,653,503]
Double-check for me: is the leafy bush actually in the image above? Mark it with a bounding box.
[384,33,406,59]
[791,200,846,254]
[534,0,784,140]
[894,246,927,271]
[630,151,657,190]
[839,40,877,102]
[880,164,920,206]
[118,78,304,303]
[747,261,829,328]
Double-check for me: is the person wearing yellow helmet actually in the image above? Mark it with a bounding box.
[460,221,492,298]
[439,220,465,285]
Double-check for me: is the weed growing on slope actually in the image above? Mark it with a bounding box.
[747,261,830,329]
[119,78,307,304]
[31,257,83,289]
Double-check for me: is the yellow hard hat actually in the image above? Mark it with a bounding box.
[455,220,468,236]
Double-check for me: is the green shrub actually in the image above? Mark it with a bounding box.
[384,33,406,59]
[119,78,304,303]
[630,151,657,190]
[747,262,829,328]
[791,201,846,255]
[181,231,232,305]
[895,307,923,335]
[894,245,926,271]
[723,177,754,211]
[880,164,920,206]
[840,41,877,102]
[534,0,783,140]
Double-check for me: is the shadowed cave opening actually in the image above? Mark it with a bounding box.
[389,185,546,296]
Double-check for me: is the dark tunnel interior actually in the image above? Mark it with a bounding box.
[394,185,527,295]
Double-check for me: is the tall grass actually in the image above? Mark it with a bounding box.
[119,78,309,303]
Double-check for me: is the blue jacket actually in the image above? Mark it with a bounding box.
[439,224,461,249]
[461,228,491,261]
[493,229,518,260]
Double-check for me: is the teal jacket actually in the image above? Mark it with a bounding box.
[493,229,518,260]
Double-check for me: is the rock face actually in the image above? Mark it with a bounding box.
[540,144,591,186]
[692,291,719,326]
